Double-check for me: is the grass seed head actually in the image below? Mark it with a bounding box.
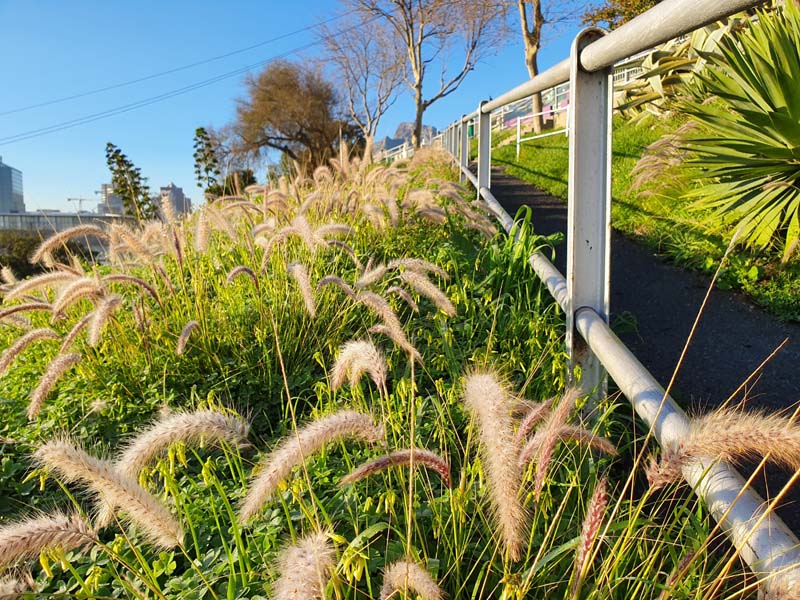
[273,532,335,600]
[0,328,61,377]
[399,270,455,316]
[0,512,95,568]
[239,410,384,522]
[340,448,451,488]
[88,294,122,347]
[28,352,82,420]
[329,339,387,393]
[288,262,316,318]
[176,320,199,356]
[380,560,445,600]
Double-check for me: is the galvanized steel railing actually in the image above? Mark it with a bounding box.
[442,0,800,590]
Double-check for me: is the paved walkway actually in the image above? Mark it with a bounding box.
[486,167,800,528]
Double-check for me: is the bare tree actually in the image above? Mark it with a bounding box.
[349,0,508,149]
[321,13,405,162]
[518,0,580,133]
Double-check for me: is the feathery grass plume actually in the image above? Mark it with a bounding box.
[759,577,800,600]
[3,271,77,302]
[298,191,322,216]
[88,294,122,347]
[361,204,388,230]
[115,409,250,481]
[28,353,81,420]
[0,572,32,599]
[326,239,362,267]
[380,560,444,600]
[239,410,384,522]
[109,223,153,263]
[340,448,451,488]
[378,193,400,227]
[34,439,183,548]
[463,371,527,562]
[329,339,387,393]
[102,274,161,305]
[387,286,419,313]
[0,315,30,330]
[573,478,608,596]
[313,165,333,184]
[646,408,800,491]
[291,215,321,253]
[418,207,447,224]
[357,291,405,337]
[272,532,335,600]
[525,387,581,500]
[194,210,210,252]
[316,275,356,300]
[1,266,17,285]
[31,225,109,265]
[0,302,51,322]
[252,219,277,239]
[51,277,103,316]
[203,205,238,240]
[0,328,60,376]
[515,399,554,444]
[176,320,199,356]
[287,263,316,318]
[387,258,449,280]
[0,512,95,568]
[226,265,259,291]
[368,325,423,364]
[356,264,388,289]
[399,270,456,316]
[519,425,617,467]
[59,313,91,353]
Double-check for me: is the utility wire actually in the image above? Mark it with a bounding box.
[0,9,355,117]
[0,14,378,147]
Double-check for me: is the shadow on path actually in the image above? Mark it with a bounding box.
[485,166,800,531]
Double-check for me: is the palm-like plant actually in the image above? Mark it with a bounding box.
[682,3,800,262]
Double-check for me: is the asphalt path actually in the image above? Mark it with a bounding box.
[485,166,800,531]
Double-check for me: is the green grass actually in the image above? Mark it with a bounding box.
[491,115,800,321]
[0,150,767,599]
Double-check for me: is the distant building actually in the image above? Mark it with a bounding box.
[0,156,25,213]
[96,183,124,215]
[156,182,191,218]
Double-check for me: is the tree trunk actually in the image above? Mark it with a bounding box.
[412,85,425,149]
[363,134,374,166]
[525,44,544,134]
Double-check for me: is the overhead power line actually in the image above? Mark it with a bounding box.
[0,9,355,117]
[0,14,378,147]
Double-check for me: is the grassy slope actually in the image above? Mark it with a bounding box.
[492,115,800,321]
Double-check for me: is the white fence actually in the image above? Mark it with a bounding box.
[442,0,800,592]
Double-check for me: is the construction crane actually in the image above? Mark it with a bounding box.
[67,197,93,213]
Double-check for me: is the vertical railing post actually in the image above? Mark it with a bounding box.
[566,27,612,401]
[477,101,491,198]
[459,114,469,182]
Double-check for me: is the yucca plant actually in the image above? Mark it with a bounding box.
[682,3,800,262]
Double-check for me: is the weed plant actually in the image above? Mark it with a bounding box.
[0,149,790,598]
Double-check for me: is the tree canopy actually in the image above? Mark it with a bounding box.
[582,0,662,29]
[105,143,156,222]
[233,60,356,172]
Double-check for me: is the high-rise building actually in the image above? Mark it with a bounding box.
[0,156,25,213]
[157,182,191,218]
[96,183,124,215]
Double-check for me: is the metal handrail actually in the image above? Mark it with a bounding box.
[442,0,800,591]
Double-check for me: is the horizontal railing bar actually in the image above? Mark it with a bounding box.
[470,168,800,585]
[480,0,762,115]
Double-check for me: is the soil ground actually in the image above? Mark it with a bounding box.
[483,166,800,532]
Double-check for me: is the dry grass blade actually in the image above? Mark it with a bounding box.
[34,439,183,548]
[0,328,61,377]
[272,532,334,600]
[339,448,451,488]
[463,371,527,562]
[239,410,384,522]
[28,353,82,420]
[380,560,445,600]
[0,512,95,568]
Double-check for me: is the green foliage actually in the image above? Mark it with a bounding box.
[582,0,662,29]
[105,142,157,222]
[193,127,221,193]
[682,3,800,262]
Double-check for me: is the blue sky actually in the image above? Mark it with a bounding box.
[0,1,580,212]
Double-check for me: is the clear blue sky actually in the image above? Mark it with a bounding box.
[0,1,580,212]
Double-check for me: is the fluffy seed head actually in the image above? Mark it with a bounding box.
[88,295,122,347]
[0,302,51,322]
[226,266,259,290]
[3,271,77,302]
[27,353,81,420]
[287,263,316,318]
[34,439,183,548]
[356,264,389,289]
[380,560,444,600]
[340,448,451,488]
[399,270,455,316]
[463,371,527,561]
[51,277,103,316]
[329,340,387,393]
[387,258,449,280]
[0,512,95,568]
[176,320,199,356]
[316,276,356,300]
[273,532,335,600]
[239,410,384,522]
[31,225,109,265]
[386,286,419,313]
[515,399,554,445]
[574,478,609,585]
[0,328,60,377]
[368,325,422,364]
